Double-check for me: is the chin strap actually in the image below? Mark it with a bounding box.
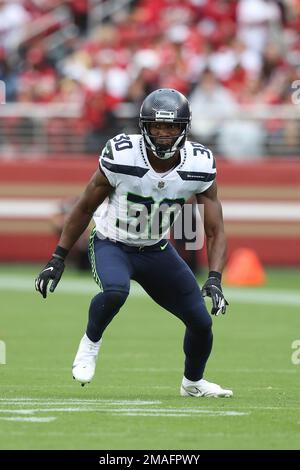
[154,149,176,160]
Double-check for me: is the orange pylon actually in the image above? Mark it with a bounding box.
[224,248,266,286]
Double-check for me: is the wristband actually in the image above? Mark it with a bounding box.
[53,245,69,260]
[208,271,222,281]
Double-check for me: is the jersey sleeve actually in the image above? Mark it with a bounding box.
[98,139,117,188]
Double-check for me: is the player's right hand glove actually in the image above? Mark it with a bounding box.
[202,272,229,316]
[35,256,65,299]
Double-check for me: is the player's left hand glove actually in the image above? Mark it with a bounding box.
[35,256,65,299]
[202,273,229,316]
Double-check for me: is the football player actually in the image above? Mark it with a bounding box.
[35,88,232,397]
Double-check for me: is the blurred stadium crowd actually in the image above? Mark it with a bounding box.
[1,0,300,157]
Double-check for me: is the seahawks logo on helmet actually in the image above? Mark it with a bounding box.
[139,88,191,160]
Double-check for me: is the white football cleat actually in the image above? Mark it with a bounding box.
[180,378,233,398]
[72,333,102,386]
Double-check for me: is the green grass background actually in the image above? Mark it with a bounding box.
[0,265,300,450]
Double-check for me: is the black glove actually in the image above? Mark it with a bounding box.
[202,272,229,316]
[35,256,65,299]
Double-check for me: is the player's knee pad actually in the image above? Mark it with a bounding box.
[90,290,128,314]
[102,290,129,311]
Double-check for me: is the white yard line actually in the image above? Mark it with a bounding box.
[0,398,299,411]
[0,407,242,413]
[0,402,250,420]
[0,274,299,306]
[0,398,161,405]
[2,396,300,423]
[0,417,56,423]
[0,400,297,411]
[117,411,248,417]
[0,409,35,414]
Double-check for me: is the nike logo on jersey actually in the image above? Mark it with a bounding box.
[42,267,54,273]
[160,242,168,251]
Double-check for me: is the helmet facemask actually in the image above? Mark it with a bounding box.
[140,121,189,160]
[140,121,188,160]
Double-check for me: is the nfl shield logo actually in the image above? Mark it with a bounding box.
[158,181,165,189]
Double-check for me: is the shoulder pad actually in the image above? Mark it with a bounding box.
[186,141,216,171]
[189,142,214,163]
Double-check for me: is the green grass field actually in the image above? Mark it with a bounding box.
[0,264,300,450]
